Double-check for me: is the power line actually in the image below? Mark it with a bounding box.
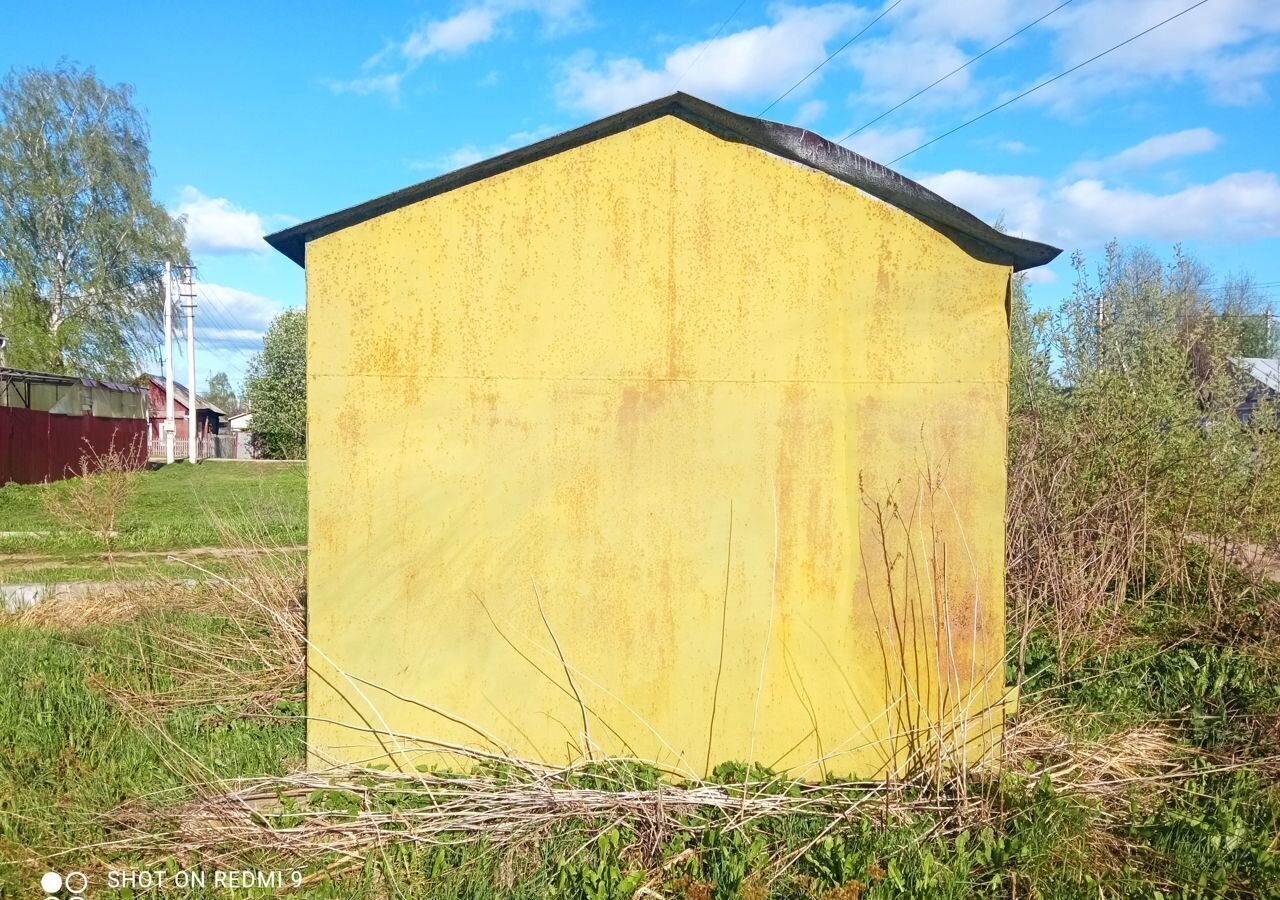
[180,282,242,350]
[673,0,751,90]
[758,0,905,116]
[197,291,259,351]
[838,0,1077,144]
[887,0,1211,165]
[193,280,257,346]
[193,281,265,373]
[158,277,262,394]
[150,267,259,410]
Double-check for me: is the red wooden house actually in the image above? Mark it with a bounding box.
[144,375,227,446]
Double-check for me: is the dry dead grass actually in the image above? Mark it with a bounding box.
[989,705,1189,806]
[38,443,144,560]
[65,572,1220,883]
[79,710,1236,885]
[16,471,1271,889]
[11,546,306,713]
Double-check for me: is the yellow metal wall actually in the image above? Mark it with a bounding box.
[305,116,1012,778]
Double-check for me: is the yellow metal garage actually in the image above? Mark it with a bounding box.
[267,93,1059,778]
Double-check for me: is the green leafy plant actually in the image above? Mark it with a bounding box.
[555,828,644,900]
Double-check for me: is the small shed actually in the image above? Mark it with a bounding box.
[0,367,148,484]
[1230,357,1279,424]
[267,94,1060,777]
[226,411,258,459]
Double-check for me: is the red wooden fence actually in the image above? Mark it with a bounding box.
[0,405,147,485]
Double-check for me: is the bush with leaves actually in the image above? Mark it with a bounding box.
[40,443,142,559]
[1007,242,1280,674]
[244,309,306,460]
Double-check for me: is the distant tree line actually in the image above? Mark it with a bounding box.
[1007,241,1280,675]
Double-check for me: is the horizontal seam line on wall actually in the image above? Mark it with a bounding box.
[308,374,1004,385]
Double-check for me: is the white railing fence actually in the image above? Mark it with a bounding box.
[149,433,256,460]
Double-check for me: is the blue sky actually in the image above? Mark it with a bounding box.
[5,0,1280,389]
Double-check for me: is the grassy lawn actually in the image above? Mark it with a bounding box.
[0,606,305,896]
[0,462,306,581]
[0,559,1275,898]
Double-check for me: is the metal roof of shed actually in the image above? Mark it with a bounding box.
[0,366,146,394]
[265,92,1061,272]
[1231,357,1280,393]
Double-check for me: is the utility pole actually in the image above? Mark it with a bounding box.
[180,266,198,463]
[163,262,176,464]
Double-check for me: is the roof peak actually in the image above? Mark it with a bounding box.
[145,374,228,415]
[265,92,1060,272]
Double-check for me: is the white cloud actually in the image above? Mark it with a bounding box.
[920,170,1050,238]
[829,0,1280,141]
[174,188,294,256]
[1034,0,1280,109]
[841,125,926,163]
[847,36,976,109]
[557,4,863,114]
[836,0,1064,117]
[1072,128,1221,176]
[333,0,586,99]
[323,73,404,98]
[997,139,1032,154]
[404,7,501,58]
[1022,267,1058,285]
[919,167,1280,250]
[887,0,1063,45]
[795,99,828,126]
[1055,172,1280,243]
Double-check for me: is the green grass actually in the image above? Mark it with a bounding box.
[0,462,306,581]
[0,461,305,552]
[0,529,1277,896]
[0,609,304,895]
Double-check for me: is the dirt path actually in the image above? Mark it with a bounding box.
[1228,540,1280,581]
[1186,534,1280,582]
[0,544,307,565]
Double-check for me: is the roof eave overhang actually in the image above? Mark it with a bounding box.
[265,93,1061,272]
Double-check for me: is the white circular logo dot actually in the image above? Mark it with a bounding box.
[40,872,62,893]
[65,871,88,893]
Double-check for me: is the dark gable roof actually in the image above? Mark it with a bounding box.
[144,374,228,416]
[265,92,1061,272]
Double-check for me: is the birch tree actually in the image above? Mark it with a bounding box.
[0,63,187,378]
